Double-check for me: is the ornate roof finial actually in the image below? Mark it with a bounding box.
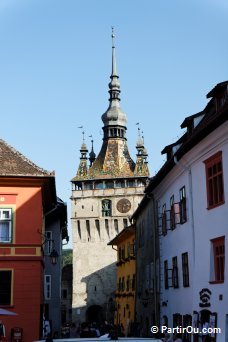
[78,126,87,154]
[136,123,143,148]
[111,27,117,77]
[89,135,96,166]
[101,29,127,131]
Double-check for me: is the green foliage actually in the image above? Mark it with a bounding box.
[62,249,73,268]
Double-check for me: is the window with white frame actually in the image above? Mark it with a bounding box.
[44,275,51,300]
[0,209,12,243]
[45,231,53,255]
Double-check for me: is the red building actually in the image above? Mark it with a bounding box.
[0,139,56,342]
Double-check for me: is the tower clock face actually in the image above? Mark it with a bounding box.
[117,198,131,213]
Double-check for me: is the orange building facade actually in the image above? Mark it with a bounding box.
[0,140,56,342]
[108,225,136,337]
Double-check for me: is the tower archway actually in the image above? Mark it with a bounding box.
[86,305,104,324]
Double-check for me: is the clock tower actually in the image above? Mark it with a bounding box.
[71,30,149,325]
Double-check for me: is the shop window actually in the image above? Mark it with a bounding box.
[0,209,12,243]
[173,313,182,328]
[183,314,192,342]
[172,256,179,288]
[182,252,189,287]
[179,186,187,224]
[204,151,224,209]
[102,199,112,217]
[211,236,225,283]
[0,270,12,305]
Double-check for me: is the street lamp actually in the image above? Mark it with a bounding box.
[49,248,59,265]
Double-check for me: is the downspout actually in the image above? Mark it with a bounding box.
[150,194,159,327]
[173,155,195,266]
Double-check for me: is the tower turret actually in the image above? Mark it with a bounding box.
[134,127,149,176]
[89,137,96,167]
[76,131,88,178]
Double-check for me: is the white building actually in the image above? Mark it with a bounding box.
[134,81,228,341]
[71,31,149,325]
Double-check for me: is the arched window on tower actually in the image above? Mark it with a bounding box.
[102,199,112,217]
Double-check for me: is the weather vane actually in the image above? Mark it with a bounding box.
[111,26,115,47]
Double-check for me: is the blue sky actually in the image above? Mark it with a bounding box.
[0,0,227,247]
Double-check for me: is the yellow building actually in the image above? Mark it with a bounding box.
[108,225,136,336]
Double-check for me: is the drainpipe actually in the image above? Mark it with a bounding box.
[151,194,159,327]
[173,155,195,266]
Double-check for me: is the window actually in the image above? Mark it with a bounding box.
[123,218,128,228]
[132,274,136,291]
[44,275,51,300]
[172,257,179,288]
[114,219,119,234]
[121,277,125,291]
[86,220,91,241]
[115,180,125,188]
[62,289,67,299]
[118,247,121,261]
[179,186,187,224]
[173,313,182,328]
[0,209,12,243]
[126,275,130,291]
[105,219,110,238]
[95,220,100,238]
[211,236,225,283]
[84,182,93,190]
[95,182,105,190]
[105,181,114,189]
[0,270,12,305]
[121,245,125,260]
[77,221,81,239]
[45,231,53,254]
[182,252,189,287]
[102,199,112,217]
[127,180,135,187]
[132,239,136,256]
[162,204,167,236]
[164,260,168,290]
[118,278,121,292]
[170,195,176,230]
[204,151,224,209]
[127,242,131,258]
